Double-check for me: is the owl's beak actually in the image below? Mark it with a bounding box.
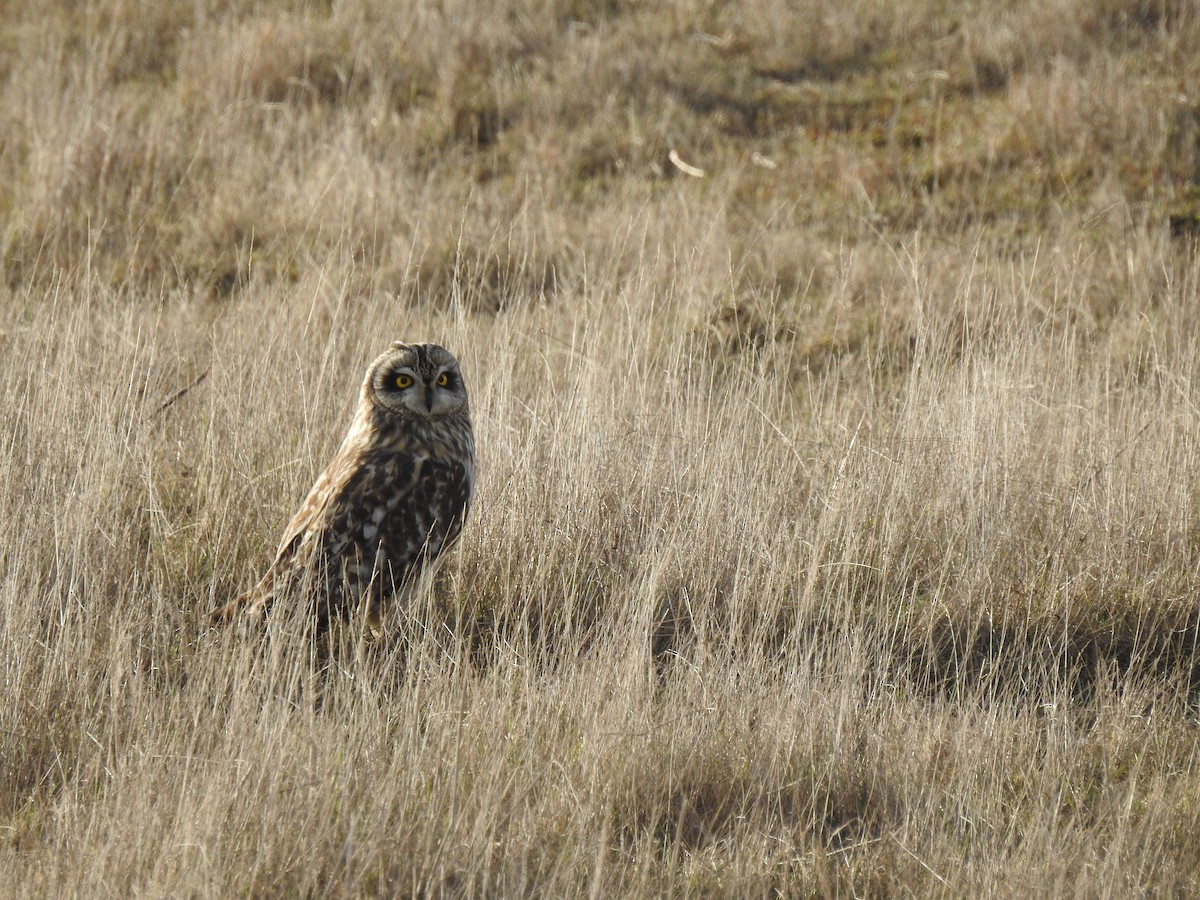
[424,386,434,412]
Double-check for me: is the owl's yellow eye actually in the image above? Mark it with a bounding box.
[436,372,450,387]
[394,373,413,389]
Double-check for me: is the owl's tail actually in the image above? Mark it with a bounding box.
[208,585,272,626]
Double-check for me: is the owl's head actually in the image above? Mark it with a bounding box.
[364,341,469,419]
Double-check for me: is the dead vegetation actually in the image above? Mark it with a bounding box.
[3,0,1200,895]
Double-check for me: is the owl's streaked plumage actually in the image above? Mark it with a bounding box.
[212,341,475,633]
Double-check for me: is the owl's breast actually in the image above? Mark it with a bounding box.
[336,447,472,572]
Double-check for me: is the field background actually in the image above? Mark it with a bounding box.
[4,0,1200,895]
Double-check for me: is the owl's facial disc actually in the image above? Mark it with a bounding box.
[380,362,463,417]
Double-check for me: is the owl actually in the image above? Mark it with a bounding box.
[212,341,475,634]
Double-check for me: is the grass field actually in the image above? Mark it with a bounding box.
[4,0,1200,895]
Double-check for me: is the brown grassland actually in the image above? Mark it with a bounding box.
[5,0,1200,895]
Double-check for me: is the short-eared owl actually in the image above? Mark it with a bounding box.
[212,341,475,633]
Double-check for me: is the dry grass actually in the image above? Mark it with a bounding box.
[4,0,1200,895]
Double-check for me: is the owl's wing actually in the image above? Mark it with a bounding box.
[208,454,360,625]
